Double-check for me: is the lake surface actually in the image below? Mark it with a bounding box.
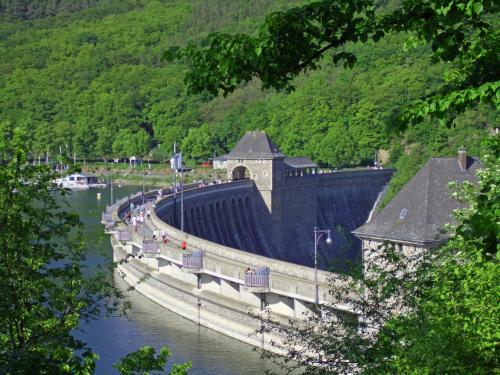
[69,185,277,375]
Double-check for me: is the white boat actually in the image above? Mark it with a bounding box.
[54,173,107,190]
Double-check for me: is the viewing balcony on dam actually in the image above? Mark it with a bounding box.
[117,229,132,243]
[182,251,204,273]
[101,212,113,224]
[244,266,270,293]
[141,240,160,257]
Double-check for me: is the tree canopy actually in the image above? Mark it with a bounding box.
[0,0,497,199]
[171,0,499,125]
[260,137,499,374]
[0,126,190,373]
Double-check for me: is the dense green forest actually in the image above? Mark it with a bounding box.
[0,0,497,200]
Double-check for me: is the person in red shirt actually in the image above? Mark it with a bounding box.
[181,241,187,250]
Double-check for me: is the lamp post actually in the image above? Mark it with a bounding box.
[142,167,145,207]
[313,226,333,304]
[110,172,113,204]
[58,145,62,173]
[142,167,146,244]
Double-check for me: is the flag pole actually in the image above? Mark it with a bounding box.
[180,151,184,232]
[173,142,177,200]
[172,142,177,227]
[169,145,184,232]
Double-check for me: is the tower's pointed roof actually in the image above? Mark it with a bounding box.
[227,131,284,159]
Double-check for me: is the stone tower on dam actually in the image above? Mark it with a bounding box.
[226,131,318,264]
[226,131,286,214]
[160,131,393,270]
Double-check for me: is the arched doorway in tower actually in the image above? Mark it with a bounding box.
[231,165,251,181]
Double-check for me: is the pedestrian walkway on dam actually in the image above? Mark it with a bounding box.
[120,201,252,276]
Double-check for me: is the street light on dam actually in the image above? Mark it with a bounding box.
[313,227,333,304]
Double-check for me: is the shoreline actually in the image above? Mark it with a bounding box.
[80,164,226,187]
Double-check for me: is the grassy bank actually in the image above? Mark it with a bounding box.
[80,162,227,186]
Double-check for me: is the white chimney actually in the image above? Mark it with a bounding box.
[458,146,467,171]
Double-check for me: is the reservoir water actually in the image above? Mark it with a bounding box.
[69,185,276,374]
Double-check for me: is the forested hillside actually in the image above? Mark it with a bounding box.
[0,0,497,200]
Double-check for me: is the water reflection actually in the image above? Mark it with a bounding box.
[80,274,275,374]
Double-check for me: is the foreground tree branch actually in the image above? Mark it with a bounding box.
[257,137,499,374]
[0,125,190,374]
[168,0,499,125]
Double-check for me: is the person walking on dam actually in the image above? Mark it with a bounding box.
[131,215,137,231]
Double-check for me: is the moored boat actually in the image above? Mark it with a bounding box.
[54,173,107,190]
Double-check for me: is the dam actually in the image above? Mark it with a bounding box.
[157,171,391,270]
[157,131,392,270]
[105,131,393,351]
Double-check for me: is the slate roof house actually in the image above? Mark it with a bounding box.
[353,148,481,270]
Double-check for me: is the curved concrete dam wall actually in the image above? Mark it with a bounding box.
[156,180,274,256]
[156,170,393,270]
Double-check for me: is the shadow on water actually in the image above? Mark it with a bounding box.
[67,186,278,374]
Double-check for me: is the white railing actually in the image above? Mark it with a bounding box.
[142,240,160,256]
[117,229,132,242]
[244,273,269,288]
[182,253,203,270]
[101,212,113,223]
